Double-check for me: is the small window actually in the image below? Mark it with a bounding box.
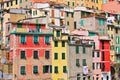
[76,46,79,54]
[21,66,26,75]
[66,12,69,17]
[45,36,50,44]
[97,52,100,57]
[67,21,69,26]
[30,2,32,6]
[54,66,58,73]
[62,41,65,47]
[71,13,74,18]
[21,35,26,44]
[33,51,38,59]
[54,41,58,47]
[45,51,50,59]
[76,59,80,67]
[63,66,67,73]
[82,59,86,66]
[92,63,95,70]
[33,66,38,74]
[43,65,49,73]
[21,51,26,59]
[83,47,86,53]
[67,1,70,6]
[92,52,94,57]
[56,31,60,37]
[62,53,65,59]
[54,53,58,59]
[72,2,74,6]
[34,36,38,44]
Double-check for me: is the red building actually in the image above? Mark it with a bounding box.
[6,22,53,80]
[99,37,111,80]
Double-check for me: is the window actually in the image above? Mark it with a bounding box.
[21,51,25,59]
[76,46,79,54]
[67,21,69,26]
[21,35,26,44]
[116,28,118,34]
[33,51,38,59]
[45,36,50,44]
[54,66,58,73]
[30,2,32,6]
[54,53,58,59]
[16,0,18,4]
[71,13,74,18]
[63,66,67,73]
[96,0,98,3]
[83,47,86,53]
[7,2,9,7]
[36,24,40,32]
[21,66,26,75]
[17,23,22,28]
[67,1,70,6]
[66,12,69,17]
[76,59,80,67]
[54,41,58,47]
[33,66,38,74]
[56,31,60,37]
[92,63,95,70]
[97,52,100,57]
[20,0,22,3]
[11,1,13,6]
[62,53,65,59]
[74,21,76,29]
[72,2,74,6]
[92,52,94,57]
[82,59,86,66]
[80,20,84,26]
[83,77,86,80]
[43,65,49,73]
[62,41,65,47]
[34,36,38,44]
[77,74,80,80]
[45,51,50,59]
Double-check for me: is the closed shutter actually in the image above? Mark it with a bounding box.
[56,31,60,37]
[54,53,58,59]
[34,51,38,59]
[45,51,50,59]
[62,41,65,47]
[83,47,86,53]
[21,66,25,74]
[82,59,86,66]
[63,66,67,73]
[34,36,38,43]
[45,36,50,44]
[76,46,79,54]
[62,53,65,59]
[54,41,58,47]
[21,35,26,43]
[36,24,40,32]
[21,51,25,59]
[33,66,38,74]
[17,23,22,28]
[76,59,80,67]
[54,66,58,73]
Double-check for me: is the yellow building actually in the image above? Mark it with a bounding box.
[52,29,68,80]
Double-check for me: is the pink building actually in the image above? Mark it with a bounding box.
[6,22,53,80]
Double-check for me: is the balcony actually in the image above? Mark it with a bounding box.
[11,28,53,35]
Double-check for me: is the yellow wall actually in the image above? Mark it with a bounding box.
[52,29,68,80]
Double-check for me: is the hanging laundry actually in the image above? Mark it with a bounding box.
[83,66,88,75]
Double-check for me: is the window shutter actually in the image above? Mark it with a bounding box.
[97,52,100,57]
[82,59,86,66]
[21,66,25,74]
[21,35,26,43]
[62,41,65,47]
[36,24,40,32]
[45,36,50,44]
[34,51,38,59]
[21,51,25,59]
[54,41,58,47]
[54,66,58,73]
[34,36,38,43]
[33,66,38,74]
[83,47,86,53]
[54,53,58,59]
[62,53,65,59]
[76,59,80,67]
[76,46,79,54]
[45,51,50,59]
[63,66,67,73]
[56,31,60,37]
[17,23,22,28]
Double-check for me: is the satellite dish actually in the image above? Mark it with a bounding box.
[1,58,6,64]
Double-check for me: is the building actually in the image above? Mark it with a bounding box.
[68,29,93,80]
[7,22,53,80]
[52,28,69,80]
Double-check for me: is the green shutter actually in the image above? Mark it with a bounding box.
[82,59,86,66]
[98,19,101,26]
[62,53,65,59]
[63,66,67,73]
[72,2,74,6]
[116,36,119,44]
[26,0,28,2]
[34,36,38,43]
[20,0,22,3]
[30,2,32,6]
[36,24,40,32]
[54,53,58,59]
[54,41,58,47]
[56,31,60,37]
[67,1,70,6]
[54,66,58,73]
[45,36,50,44]
[76,59,80,67]
[17,23,22,28]
[74,21,76,29]
[92,52,94,57]
[80,20,84,26]
[83,47,86,53]
[21,35,26,43]
[97,52,100,57]
[76,46,79,54]
[33,66,38,74]
[66,12,69,17]
[62,41,65,47]
[45,51,49,59]
[21,66,25,74]
[34,51,38,59]
[21,51,25,59]
[43,66,49,73]
[71,13,74,18]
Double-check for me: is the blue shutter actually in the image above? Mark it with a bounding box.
[80,20,84,26]
[21,35,26,43]
[45,36,50,44]
[34,36,38,43]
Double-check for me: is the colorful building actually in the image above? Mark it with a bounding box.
[52,28,69,80]
[7,22,53,80]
